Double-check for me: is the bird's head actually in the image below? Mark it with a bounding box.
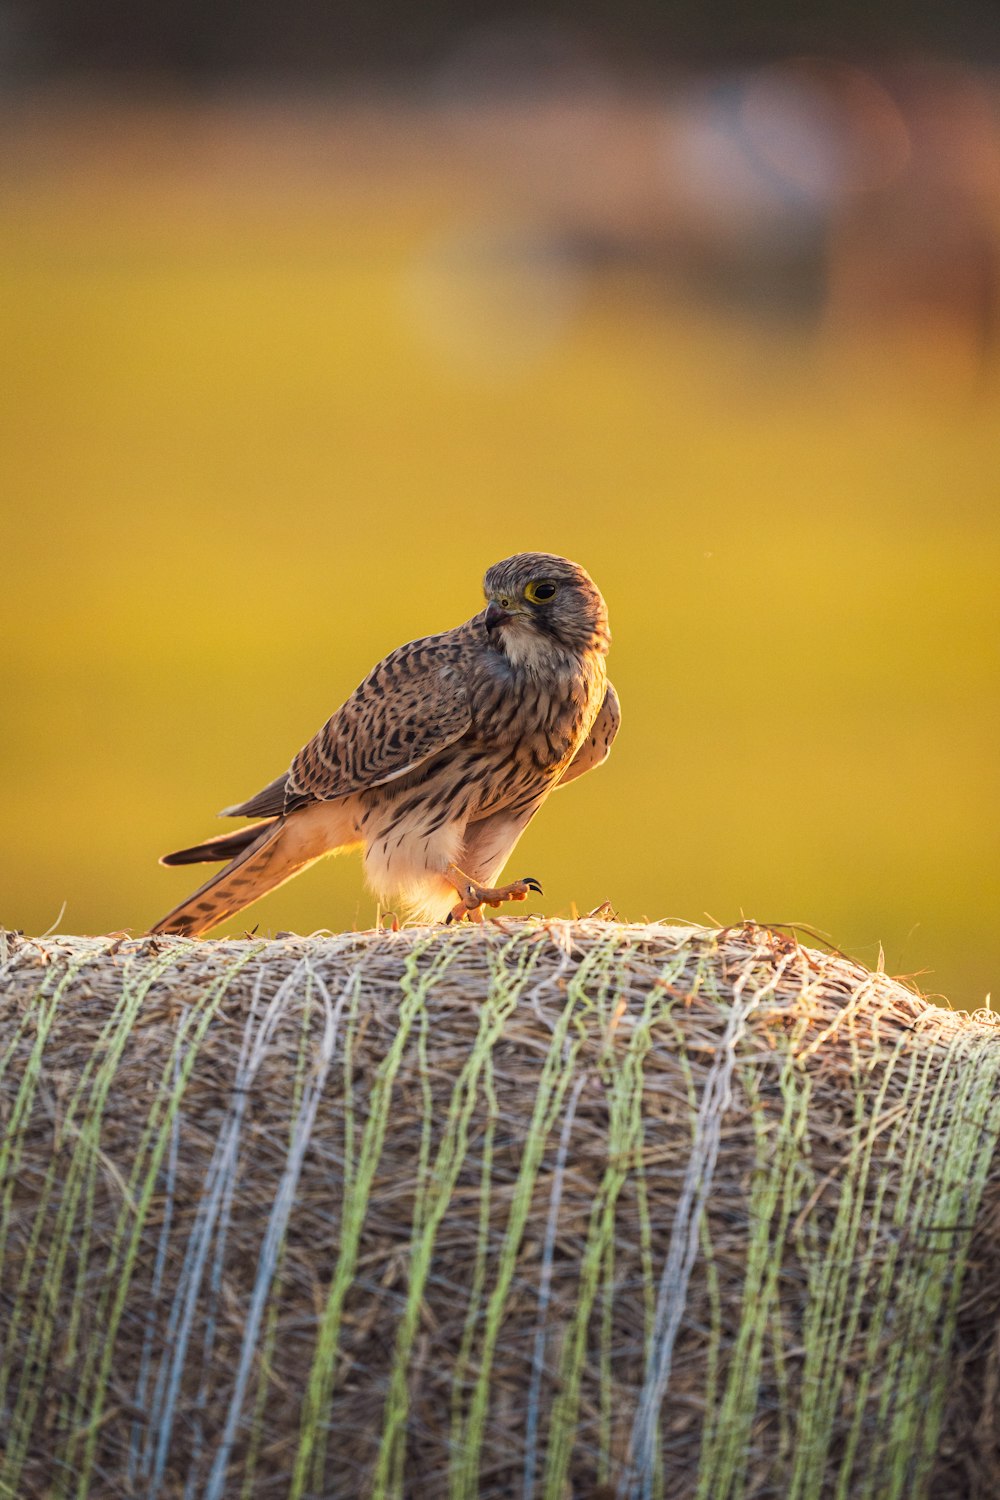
[481,552,610,664]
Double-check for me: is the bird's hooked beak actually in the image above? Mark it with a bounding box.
[485,600,512,634]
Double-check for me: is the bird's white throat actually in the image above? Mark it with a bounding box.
[498,622,572,676]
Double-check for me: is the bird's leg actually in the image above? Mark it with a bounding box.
[444,863,543,924]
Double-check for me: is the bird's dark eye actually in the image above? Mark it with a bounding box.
[525,580,557,604]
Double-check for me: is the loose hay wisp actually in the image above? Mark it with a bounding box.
[1,920,999,1499]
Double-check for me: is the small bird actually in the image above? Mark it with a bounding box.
[150,552,619,936]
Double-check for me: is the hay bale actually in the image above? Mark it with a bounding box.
[1,920,999,1499]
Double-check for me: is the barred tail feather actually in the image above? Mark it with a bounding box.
[150,823,298,937]
[160,820,278,867]
[150,801,361,938]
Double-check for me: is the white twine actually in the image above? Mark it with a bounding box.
[621,947,796,1500]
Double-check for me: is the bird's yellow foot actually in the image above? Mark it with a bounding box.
[445,876,543,924]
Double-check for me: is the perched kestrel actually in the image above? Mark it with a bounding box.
[151,552,619,936]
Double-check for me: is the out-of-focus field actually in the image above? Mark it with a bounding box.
[1,94,998,1004]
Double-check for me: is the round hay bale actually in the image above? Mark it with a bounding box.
[1,920,999,1499]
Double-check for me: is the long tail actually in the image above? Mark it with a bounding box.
[151,817,318,937]
[160,820,277,867]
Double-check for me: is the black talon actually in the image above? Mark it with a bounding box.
[523,877,543,894]
[445,911,456,926]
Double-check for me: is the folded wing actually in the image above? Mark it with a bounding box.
[556,681,620,788]
[222,631,475,818]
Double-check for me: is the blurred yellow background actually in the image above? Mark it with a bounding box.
[2,77,998,1005]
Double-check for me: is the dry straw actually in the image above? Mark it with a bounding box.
[1,919,999,1499]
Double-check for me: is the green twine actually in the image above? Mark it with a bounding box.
[13,945,189,1498]
[910,1032,1000,1478]
[68,944,264,1498]
[240,957,323,1500]
[373,936,545,1500]
[541,951,677,1500]
[3,930,1000,1500]
[0,943,188,1493]
[448,1025,501,1478]
[290,937,458,1499]
[448,934,621,1500]
[856,1024,1000,1498]
[695,1041,812,1500]
[0,947,96,1301]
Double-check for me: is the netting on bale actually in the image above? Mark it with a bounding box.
[1,920,1000,1499]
